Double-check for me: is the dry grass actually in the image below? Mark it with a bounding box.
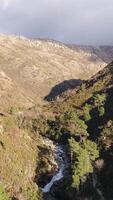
[0,34,108,111]
[0,114,43,199]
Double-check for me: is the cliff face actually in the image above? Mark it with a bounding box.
[0,34,112,110]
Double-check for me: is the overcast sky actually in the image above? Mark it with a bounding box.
[0,0,113,45]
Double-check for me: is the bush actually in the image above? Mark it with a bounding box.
[0,184,11,200]
[99,106,105,117]
[8,106,19,115]
[24,183,42,200]
[93,93,106,109]
[101,120,113,140]
[80,83,86,91]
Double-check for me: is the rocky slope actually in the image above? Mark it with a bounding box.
[69,45,113,63]
[0,34,112,111]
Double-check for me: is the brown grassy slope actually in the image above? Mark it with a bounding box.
[0,115,41,199]
[0,113,57,200]
[0,34,110,111]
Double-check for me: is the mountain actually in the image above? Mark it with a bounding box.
[68,45,113,63]
[0,34,113,111]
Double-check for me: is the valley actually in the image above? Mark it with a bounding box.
[0,34,113,200]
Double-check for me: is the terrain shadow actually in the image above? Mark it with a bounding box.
[44,79,82,101]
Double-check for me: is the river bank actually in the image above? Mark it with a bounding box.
[39,138,105,200]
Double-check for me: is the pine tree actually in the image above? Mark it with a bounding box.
[69,138,99,190]
[83,103,91,121]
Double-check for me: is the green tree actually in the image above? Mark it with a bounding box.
[47,111,89,140]
[69,138,99,190]
[83,104,91,121]
[99,106,105,117]
[93,93,106,110]
[93,93,106,117]
[59,111,89,139]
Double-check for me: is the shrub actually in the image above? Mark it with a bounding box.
[101,120,113,140]
[24,183,42,200]
[80,83,86,91]
[93,93,106,110]
[0,184,11,200]
[8,107,19,115]
[99,106,105,117]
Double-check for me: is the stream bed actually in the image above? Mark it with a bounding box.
[42,144,65,193]
[41,140,105,200]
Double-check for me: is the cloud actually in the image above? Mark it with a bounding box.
[0,0,14,9]
[0,0,113,45]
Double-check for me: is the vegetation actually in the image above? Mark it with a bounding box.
[83,103,91,121]
[69,138,99,189]
[99,106,105,117]
[101,120,113,138]
[80,83,86,91]
[0,61,113,200]
[0,114,53,200]
[42,61,113,199]
[0,184,11,200]
[93,93,106,116]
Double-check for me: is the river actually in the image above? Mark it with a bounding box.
[41,141,105,200]
[42,144,65,193]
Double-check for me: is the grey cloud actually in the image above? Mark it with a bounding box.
[0,0,113,45]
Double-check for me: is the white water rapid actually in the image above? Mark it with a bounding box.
[42,145,65,193]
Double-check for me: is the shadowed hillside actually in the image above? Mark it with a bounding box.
[44,79,81,101]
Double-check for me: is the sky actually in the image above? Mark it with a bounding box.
[0,0,113,45]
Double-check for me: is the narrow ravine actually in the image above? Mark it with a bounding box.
[42,144,65,193]
[41,140,105,200]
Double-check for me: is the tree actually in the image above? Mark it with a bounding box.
[69,138,99,190]
[83,104,91,121]
[59,111,89,139]
[99,106,105,117]
[93,93,106,110]
[47,111,89,141]
[93,93,106,117]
